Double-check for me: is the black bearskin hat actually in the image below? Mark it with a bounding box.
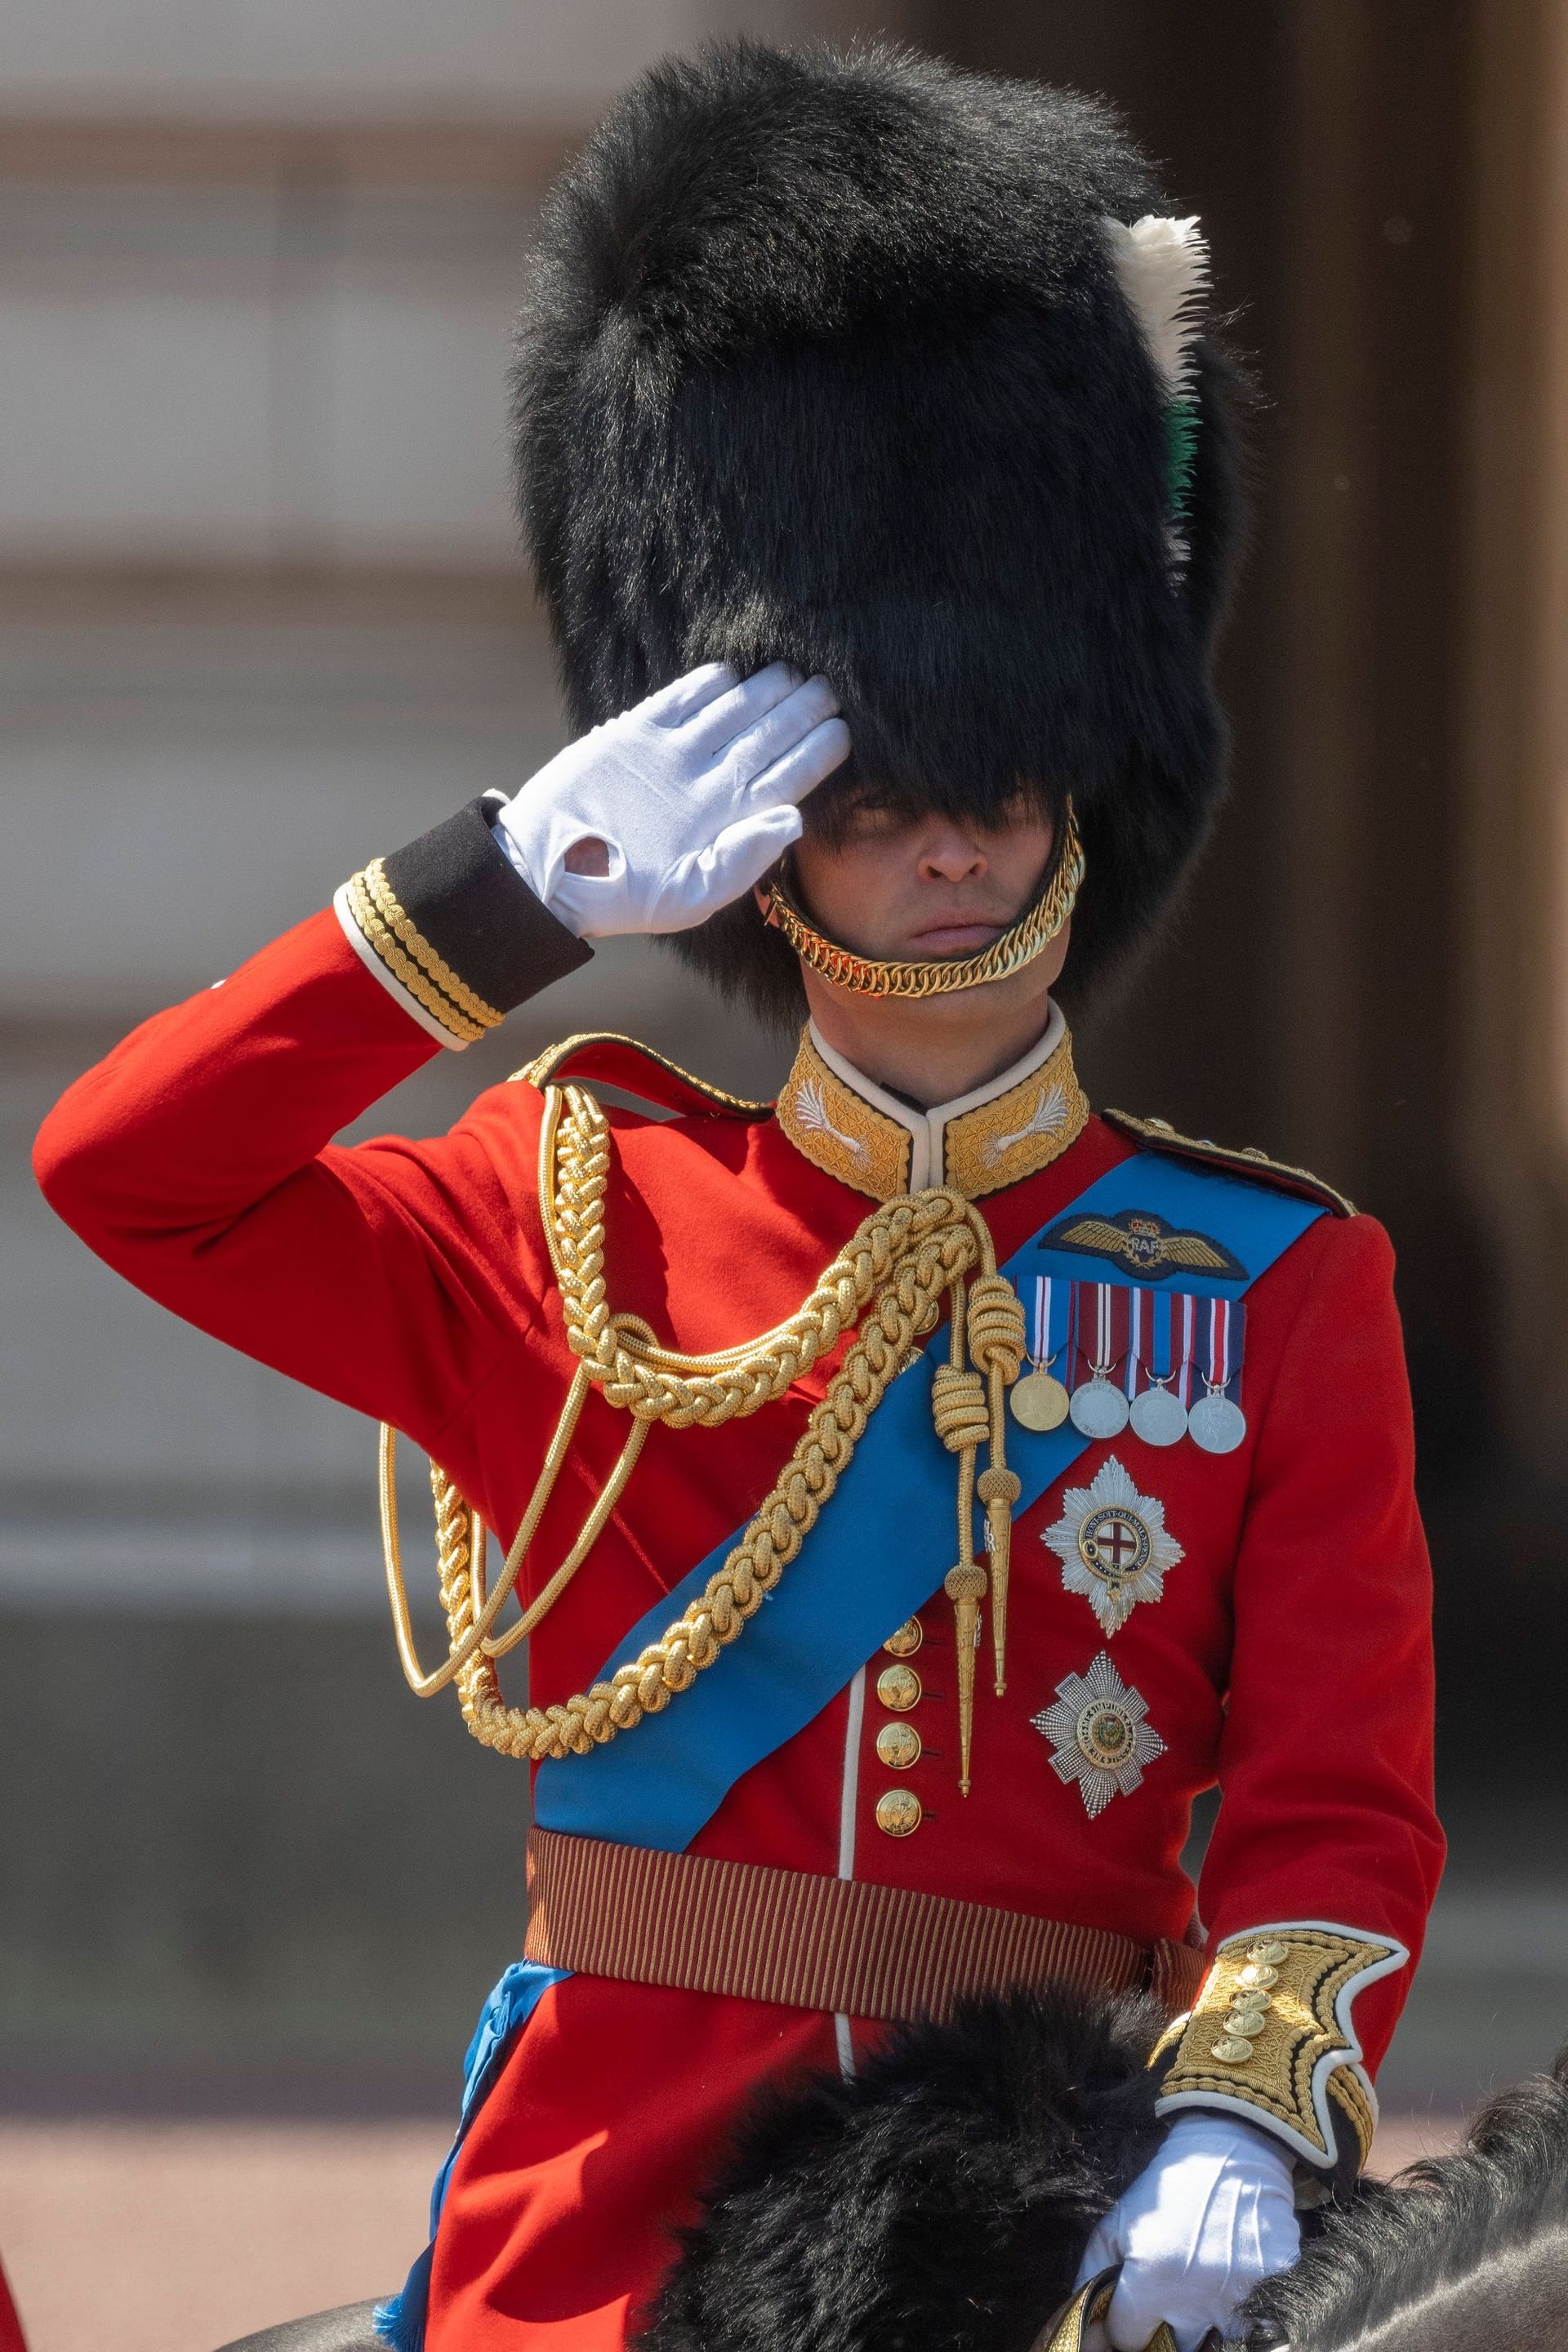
[635,1987,1168,2352]
[514,42,1243,1027]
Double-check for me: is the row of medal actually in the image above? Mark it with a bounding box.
[1009,1275,1248,1455]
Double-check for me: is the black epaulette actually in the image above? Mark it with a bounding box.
[514,1031,773,1121]
[1102,1108,1356,1218]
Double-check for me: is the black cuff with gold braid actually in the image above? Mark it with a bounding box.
[1151,1922,1407,2186]
[336,797,591,1046]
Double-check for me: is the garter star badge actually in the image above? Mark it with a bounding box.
[1042,1454,1184,1635]
[1032,1652,1167,1818]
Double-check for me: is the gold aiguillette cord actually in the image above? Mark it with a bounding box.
[378,1379,650,1695]
[376,1080,1025,1786]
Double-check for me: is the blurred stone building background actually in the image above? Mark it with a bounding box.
[4,0,1568,2339]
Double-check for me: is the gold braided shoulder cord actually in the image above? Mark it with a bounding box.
[380,1082,1025,1786]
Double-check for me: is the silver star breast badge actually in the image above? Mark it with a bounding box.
[1041,1453,1184,1636]
[1031,1652,1167,1818]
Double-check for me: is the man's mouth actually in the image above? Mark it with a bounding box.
[909,916,1009,955]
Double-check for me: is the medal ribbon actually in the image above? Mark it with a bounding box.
[1125,1285,1144,1404]
[1198,1295,1247,1400]
[1068,1280,1133,1388]
[1144,1289,1176,1393]
[1031,1275,1068,1372]
[1137,1290,1198,1401]
[1067,1279,1089,1388]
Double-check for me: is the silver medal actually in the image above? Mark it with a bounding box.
[1188,1389,1246,1454]
[1069,1372,1130,1440]
[1129,1382,1187,1448]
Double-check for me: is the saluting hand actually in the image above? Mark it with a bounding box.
[494,662,850,938]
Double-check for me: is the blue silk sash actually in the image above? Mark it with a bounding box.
[534,1151,1325,1853]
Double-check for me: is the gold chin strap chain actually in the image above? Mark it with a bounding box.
[379,1081,1026,1791]
[765,801,1084,1000]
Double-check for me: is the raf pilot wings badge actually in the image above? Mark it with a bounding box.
[1035,1206,1246,1282]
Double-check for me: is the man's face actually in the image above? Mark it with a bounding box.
[755,795,1070,1037]
[781,799,1058,963]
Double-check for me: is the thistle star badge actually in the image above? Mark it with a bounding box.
[1032,1652,1167,1818]
[1042,1454,1184,1636]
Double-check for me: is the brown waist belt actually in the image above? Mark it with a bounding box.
[525,1827,1206,2025]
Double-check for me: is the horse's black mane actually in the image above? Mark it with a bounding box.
[1246,2051,1568,2350]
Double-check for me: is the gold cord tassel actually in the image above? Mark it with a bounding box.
[932,1285,991,1794]
[932,1270,1026,1784]
[943,1557,987,1796]
[966,1274,1027,1694]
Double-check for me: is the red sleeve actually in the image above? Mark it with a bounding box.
[0,2256,25,2352]
[32,907,555,1452]
[1198,1210,1445,2075]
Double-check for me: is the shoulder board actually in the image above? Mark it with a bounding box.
[1102,1108,1356,1218]
[512,1031,772,1121]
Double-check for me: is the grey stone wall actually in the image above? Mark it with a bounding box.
[0,2,809,2099]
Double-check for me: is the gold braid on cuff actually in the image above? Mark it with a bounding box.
[344,858,503,1044]
[764,802,1083,999]
[1152,1924,1405,2172]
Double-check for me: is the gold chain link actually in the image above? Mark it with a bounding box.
[764,804,1083,999]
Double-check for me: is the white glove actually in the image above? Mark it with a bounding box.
[494,661,850,938]
[1074,2114,1300,2352]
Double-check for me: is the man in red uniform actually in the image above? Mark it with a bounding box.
[33,44,1442,2352]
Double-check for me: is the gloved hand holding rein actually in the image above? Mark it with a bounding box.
[1074,2112,1300,2352]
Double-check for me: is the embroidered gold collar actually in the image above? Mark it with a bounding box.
[775,1015,1089,1200]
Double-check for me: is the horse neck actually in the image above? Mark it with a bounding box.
[1298,2227,1568,2352]
[1249,2071,1568,2352]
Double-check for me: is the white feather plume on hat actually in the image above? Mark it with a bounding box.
[1103,213,1210,402]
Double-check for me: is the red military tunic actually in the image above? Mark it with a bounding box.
[34,858,1443,2348]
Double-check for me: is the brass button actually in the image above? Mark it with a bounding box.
[875,1721,922,1770]
[875,1788,923,1838]
[1209,2035,1255,2065]
[1236,1962,1279,1992]
[875,1663,922,1713]
[1247,1940,1291,1967]
[882,1618,924,1659]
[1223,2007,1270,2038]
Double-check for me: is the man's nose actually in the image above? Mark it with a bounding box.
[917,826,988,884]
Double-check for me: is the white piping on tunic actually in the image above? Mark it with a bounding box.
[833,1665,866,2078]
